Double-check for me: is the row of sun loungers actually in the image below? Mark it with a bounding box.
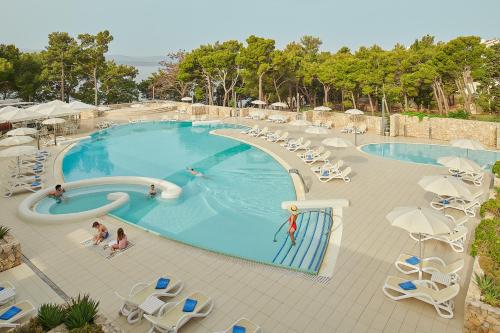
[341,123,367,134]
[96,120,117,129]
[0,281,37,329]
[3,150,49,197]
[115,275,262,332]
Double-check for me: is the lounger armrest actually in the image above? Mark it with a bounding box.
[415,279,440,290]
[423,257,446,266]
[114,291,127,302]
[158,301,177,316]
[129,282,149,296]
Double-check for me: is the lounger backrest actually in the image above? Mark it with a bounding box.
[303,140,311,147]
[337,160,344,169]
[321,151,331,159]
[433,284,460,303]
[316,146,325,154]
[342,167,352,177]
[281,132,289,139]
[274,130,282,136]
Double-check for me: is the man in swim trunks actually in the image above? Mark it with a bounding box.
[92,221,109,245]
[48,184,65,203]
[288,205,298,246]
[149,184,157,197]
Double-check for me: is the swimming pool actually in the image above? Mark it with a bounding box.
[361,143,500,167]
[60,122,299,269]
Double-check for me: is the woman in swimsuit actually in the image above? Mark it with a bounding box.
[288,205,298,246]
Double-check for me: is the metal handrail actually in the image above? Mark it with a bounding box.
[289,168,309,193]
[273,218,290,242]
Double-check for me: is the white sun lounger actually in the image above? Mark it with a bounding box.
[144,292,214,333]
[383,276,459,318]
[268,131,288,142]
[281,137,303,149]
[3,179,43,197]
[215,318,263,333]
[355,124,367,134]
[115,275,184,324]
[298,146,324,158]
[311,160,343,174]
[266,130,281,141]
[460,171,484,186]
[321,120,333,129]
[0,300,36,328]
[409,226,468,253]
[430,192,483,217]
[252,127,268,138]
[395,254,464,284]
[241,125,258,135]
[341,123,354,133]
[0,282,15,305]
[303,151,331,165]
[318,166,351,183]
[288,140,311,152]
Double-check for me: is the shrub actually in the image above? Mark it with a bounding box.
[479,197,500,218]
[0,226,10,240]
[492,161,500,178]
[65,294,99,330]
[402,111,440,121]
[38,303,66,330]
[475,273,500,307]
[447,109,470,119]
[70,323,105,333]
[11,318,44,333]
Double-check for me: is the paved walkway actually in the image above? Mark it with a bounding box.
[0,108,489,332]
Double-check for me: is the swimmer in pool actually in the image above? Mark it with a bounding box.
[48,184,65,203]
[149,184,157,197]
[187,167,203,177]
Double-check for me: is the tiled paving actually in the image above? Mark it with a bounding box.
[0,108,490,332]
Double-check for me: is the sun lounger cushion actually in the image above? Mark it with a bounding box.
[406,256,420,265]
[232,325,246,333]
[399,281,416,290]
[440,199,450,205]
[0,306,21,320]
[182,298,197,312]
[0,287,4,291]
[321,170,329,177]
[155,278,170,289]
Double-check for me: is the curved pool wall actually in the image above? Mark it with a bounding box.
[60,121,298,269]
[18,176,181,224]
[360,142,500,168]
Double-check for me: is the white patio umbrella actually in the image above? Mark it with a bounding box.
[97,106,111,111]
[0,136,34,147]
[42,118,66,145]
[268,114,287,122]
[0,145,38,174]
[36,104,80,118]
[181,96,193,102]
[0,108,44,123]
[68,101,94,110]
[314,106,332,111]
[437,156,481,173]
[345,109,365,145]
[289,120,312,126]
[321,137,354,148]
[305,126,328,135]
[387,206,454,279]
[418,175,473,199]
[0,106,21,115]
[7,128,38,136]
[450,139,485,157]
[271,102,287,108]
[251,100,267,106]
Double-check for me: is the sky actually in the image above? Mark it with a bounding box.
[0,0,499,57]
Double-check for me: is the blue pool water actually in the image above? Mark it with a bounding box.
[361,143,500,167]
[58,122,296,266]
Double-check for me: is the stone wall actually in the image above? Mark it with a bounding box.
[0,235,22,272]
[390,114,498,148]
[464,257,500,332]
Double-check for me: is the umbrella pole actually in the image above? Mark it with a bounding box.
[54,126,57,146]
[419,232,423,280]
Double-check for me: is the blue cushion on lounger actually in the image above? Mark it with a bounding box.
[31,182,41,186]
[155,278,170,289]
[0,306,22,320]
[322,170,329,177]
[405,256,420,265]
[0,287,4,291]
[399,281,416,290]
[440,199,450,205]
[182,298,197,312]
[232,325,246,333]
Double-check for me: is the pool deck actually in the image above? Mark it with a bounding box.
[0,107,492,333]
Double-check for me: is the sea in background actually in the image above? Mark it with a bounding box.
[108,54,162,82]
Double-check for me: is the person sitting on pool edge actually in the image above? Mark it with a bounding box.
[186,167,203,177]
[110,228,128,253]
[48,184,65,203]
[149,184,157,197]
[92,221,109,245]
[288,205,298,246]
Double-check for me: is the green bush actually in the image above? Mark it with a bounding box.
[70,323,105,333]
[479,197,500,218]
[65,294,99,330]
[11,318,44,333]
[402,111,440,121]
[475,273,500,307]
[448,109,470,119]
[38,303,66,330]
[492,161,500,178]
[0,226,10,240]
